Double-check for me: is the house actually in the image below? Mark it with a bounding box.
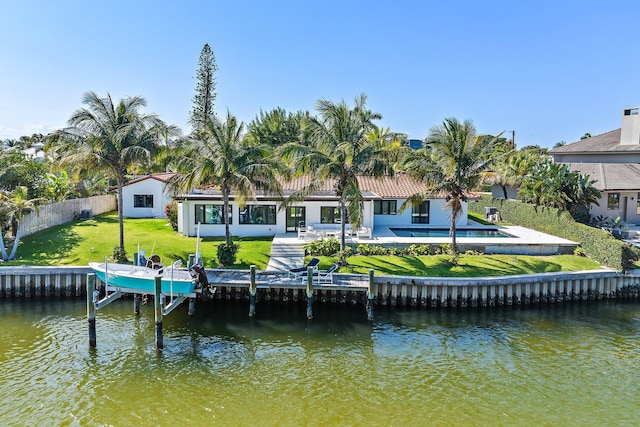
[120,173,176,218]
[174,174,474,237]
[550,107,640,224]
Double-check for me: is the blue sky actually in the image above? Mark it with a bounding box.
[1,0,639,148]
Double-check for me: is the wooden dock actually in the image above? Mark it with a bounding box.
[1,266,640,309]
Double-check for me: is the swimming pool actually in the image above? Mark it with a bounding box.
[389,227,511,238]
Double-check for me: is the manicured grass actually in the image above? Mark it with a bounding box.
[4,211,605,277]
[314,254,604,277]
[4,212,273,269]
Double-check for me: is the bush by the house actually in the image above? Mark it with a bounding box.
[304,237,341,257]
[165,202,178,231]
[469,195,640,271]
[112,246,128,263]
[217,241,239,266]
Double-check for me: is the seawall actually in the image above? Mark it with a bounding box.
[1,266,639,309]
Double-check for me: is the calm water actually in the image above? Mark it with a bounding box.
[1,298,639,426]
[389,227,509,238]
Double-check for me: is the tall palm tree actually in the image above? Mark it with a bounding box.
[170,112,284,246]
[279,94,397,256]
[54,91,177,253]
[402,118,499,255]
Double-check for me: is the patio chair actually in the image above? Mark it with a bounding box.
[300,263,339,284]
[288,257,320,279]
[356,227,372,239]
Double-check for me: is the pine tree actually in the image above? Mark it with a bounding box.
[189,44,218,133]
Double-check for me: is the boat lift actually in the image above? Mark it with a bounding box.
[87,267,199,350]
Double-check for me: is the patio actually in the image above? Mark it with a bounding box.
[272,222,578,263]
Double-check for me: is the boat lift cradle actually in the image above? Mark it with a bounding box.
[93,259,199,316]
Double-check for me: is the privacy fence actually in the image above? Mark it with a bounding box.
[19,195,117,238]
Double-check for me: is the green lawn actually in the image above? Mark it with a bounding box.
[314,254,604,277]
[4,212,273,269]
[3,211,605,276]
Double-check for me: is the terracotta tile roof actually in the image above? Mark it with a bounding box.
[124,173,177,186]
[280,174,430,198]
[567,163,640,191]
[550,129,640,154]
[186,174,478,200]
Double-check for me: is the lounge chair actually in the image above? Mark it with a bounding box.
[288,257,320,279]
[356,227,372,239]
[300,263,339,284]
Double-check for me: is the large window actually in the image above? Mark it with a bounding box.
[374,200,397,215]
[607,193,620,210]
[134,194,154,208]
[412,201,429,224]
[320,206,350,224]
[195,204,232,224]
[239,205,276,225]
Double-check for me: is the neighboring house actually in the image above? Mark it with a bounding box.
[550,107,640,224]
[120,173,176,218]
[174,174,474,237]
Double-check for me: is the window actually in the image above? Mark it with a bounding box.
[195,204,232,224]
[374,200,397,215]
[637,193,640,215]
[239,205,276,224]
[607,193,620,210]
[412,201,429,224]
[134,194,153,208]
[320,206,349,224]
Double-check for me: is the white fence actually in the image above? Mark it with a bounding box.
[19,195,117,237]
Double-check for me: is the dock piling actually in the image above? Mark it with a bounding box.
[367,269,375,321]
[306,266,314,319]
[154,276,163,350]
[134,294,141,315]
[249,265,257,317]
[188,298,196,315]
[87,273,96,348]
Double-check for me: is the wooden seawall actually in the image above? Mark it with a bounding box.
[1,266,640,309]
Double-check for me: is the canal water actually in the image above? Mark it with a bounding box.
[1,298,639,426]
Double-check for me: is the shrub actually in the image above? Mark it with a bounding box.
[469,195,640,271]
[304,237,341,256]
[112,246,128,263]
[406,244,432,256]
[165,202,178,231]
[217,241,239,266]
[357,244,388,256]
[573,246,586,257]
[435,243,451,255]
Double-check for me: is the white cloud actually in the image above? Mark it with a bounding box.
[0,122,62,140]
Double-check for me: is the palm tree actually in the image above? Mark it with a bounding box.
[402,118,499,255]
[170,112,284,247]
[279,94,397,257]
[0,186,46,260]
[485,148,541,199]
[54,91,177,253]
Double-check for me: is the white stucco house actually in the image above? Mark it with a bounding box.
[550,107,640,225]
[174,174,473,237]
[120,173,176,218]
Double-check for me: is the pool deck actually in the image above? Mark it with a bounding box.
[269,223,578,270]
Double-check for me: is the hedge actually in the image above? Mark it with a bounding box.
[469,195,639,271]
